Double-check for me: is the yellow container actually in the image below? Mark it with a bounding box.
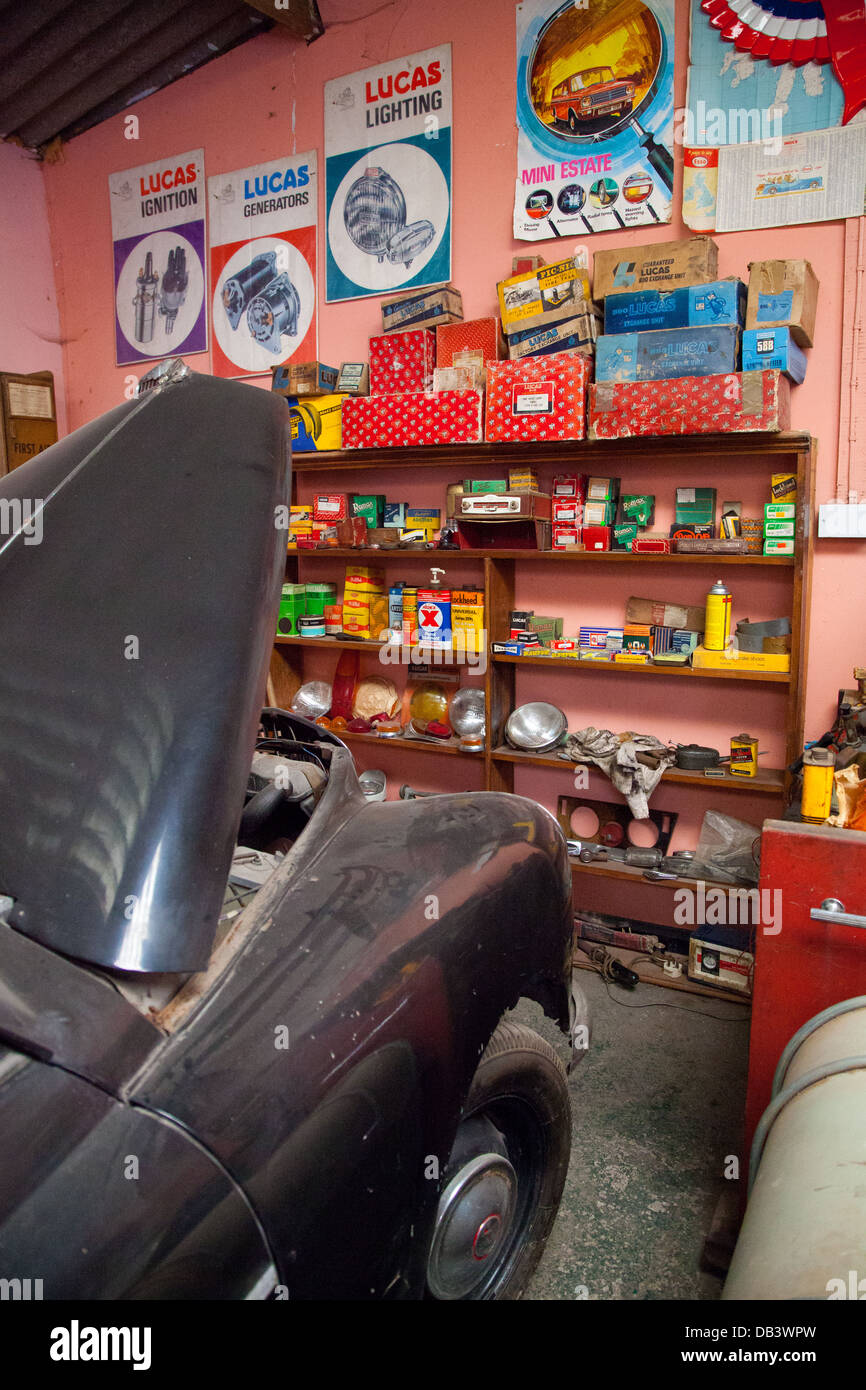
[730,732,758,777]
[704,579,732,651]
[801,748,835,822]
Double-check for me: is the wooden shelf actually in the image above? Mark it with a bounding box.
[275,634,387,652]
[490,746,786,796]
[339,729,480,758]
[573,943,751,1005]
[491,652,790,683]
[290,432,813,472]
[291,546,793,566]
[570,857,742,895]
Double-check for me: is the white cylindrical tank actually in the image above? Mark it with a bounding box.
[723,996,866,1300]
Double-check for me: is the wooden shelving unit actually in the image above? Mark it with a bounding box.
[271,431,816,998]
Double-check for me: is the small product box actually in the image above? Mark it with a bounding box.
[508,468,540,492]
[313,493,348,523]
[603,279,746,334]
[381,283,463,333]
[672,629,700,653]
[621,494,655,526]
[436,317,505,368]
[350,493,386,528]
[612,522,639,551]
[497,257,592,336]
[587,475,619,501]
[341,389,484,448]
[369,329,436,395]
[384,502,408,529]
[771,472,797,503]
[467,478,508,493]
[763,538,795,555]
[552,473,586,498]
[631,536,671,553]
[588,372,790,439]
[581,525,611,551]
[746,259,818,347]
[742,327,807,383]
[595,325,740,383]
[593,236,719,301]
[764,519,795,538]
[584,499,615,526]
[485,351,589,442]
[670,522,714,540]
[282,394,347,452]
[627,595,707,631]
[406,507,441,539]
[765,502,796,521]
[676,487,716,525]
[271,361,339,396]
[335,362,369,396]
[552,523,581,549]
[552,497,583,523]
[506,310,600,361]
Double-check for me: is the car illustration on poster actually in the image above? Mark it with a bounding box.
[549,66,635,129]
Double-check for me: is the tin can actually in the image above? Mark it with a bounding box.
[324,604,343,636]
[388,584,404,641]
[304,581,337,617]
[704,579,732,651]
[416,589,452,647]
[730,732,758,778]
[801,747,835,822]
[402,587,418,647]
[297,614,326,638]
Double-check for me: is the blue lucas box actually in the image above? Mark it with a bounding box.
[603,280,746,335]
[742,327,807,384]
[595,325,741,383]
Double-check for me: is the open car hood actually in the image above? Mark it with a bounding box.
[0,369,290,973]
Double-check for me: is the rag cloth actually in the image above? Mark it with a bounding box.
[557,727,675,820]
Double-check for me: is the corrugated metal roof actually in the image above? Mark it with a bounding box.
[0,0,320,152]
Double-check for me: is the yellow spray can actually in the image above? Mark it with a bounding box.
[704,579,732,651]
[801,747,835,823]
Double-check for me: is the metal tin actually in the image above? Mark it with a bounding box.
[704,579,732,651]
[730,732,758,778]
[297,614,326,637]
[801,747,835,822]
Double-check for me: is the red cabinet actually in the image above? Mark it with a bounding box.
[745,819,866,1154]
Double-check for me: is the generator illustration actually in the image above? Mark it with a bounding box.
[343,166,435,268]
[220,250,302,356]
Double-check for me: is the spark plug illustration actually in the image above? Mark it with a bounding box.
[133,252,159,343]
[158,246,189,334]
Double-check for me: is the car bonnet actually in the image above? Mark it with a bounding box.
[0,367,290,973]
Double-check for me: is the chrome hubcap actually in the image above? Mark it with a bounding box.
[427,1152,518,1299]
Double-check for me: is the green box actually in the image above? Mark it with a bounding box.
[465,479,508,493]
[277,583,306,637]
[351,493,385,528]
[621,494,655,526]
[532,615,564,643]
[612,522,639,551]
[764,519,795,538]
[764,502,796,520]
[675,486,716,524]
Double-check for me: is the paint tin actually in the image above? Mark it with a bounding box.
[801,747,835,822]
[324,604,343,635]
[297,614,326,638]
[416,589,452,646]
[730,732,758,778]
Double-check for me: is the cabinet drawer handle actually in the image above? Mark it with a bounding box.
[810,898,866,930]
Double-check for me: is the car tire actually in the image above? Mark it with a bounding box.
[568,110,579,132]
[425,1021,571,1300]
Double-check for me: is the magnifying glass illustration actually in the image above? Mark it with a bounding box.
[521,0,674,193]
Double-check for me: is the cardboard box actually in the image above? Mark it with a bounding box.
[485,351,589,443]
[380,283,463,333]
[509,468,540,492]
[765,502,796,520]
[335,362,369,396]
[627,595,706,632]
[272,361,338,396]
[512,254,546,275]
[587,371,790,440]
[552,523,581,549]
[771,472,797,503]
[437,317,504,368]
[676,487,716,525]
[497,258,592,335]
[0,371,57,475]
[406,507,441,539]
[742,327,807,383]
[581,525,611,551]
[506,310,600,361]
[383,502,408,529]
[553,498,583,524]
[341,390,484,448]
[369,329,436,395]
[433,365,483,392]
[283,394,346,452]
[746,259,818,348]
[553,474,586,498]
[350,493,385,528]
[603,279,746,334]
[763,538,795,555]
[764,520,795,538]
[593,236,719,301]
[596,325,740,383]
[313,493,348,523]
[691,645,790,672]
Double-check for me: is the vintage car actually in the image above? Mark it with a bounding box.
[0,366,588,1300]
[550,66,635,130]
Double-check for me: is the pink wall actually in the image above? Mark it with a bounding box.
[0,141,67,434]
[31,0,865,859]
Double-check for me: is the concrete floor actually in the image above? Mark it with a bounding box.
[513,968,750,1301]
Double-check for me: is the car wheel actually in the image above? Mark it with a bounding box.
[425,1021,571,1300]
[568,110,579,132]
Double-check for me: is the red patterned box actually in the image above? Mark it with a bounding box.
[587,370,790,440]
[485,351,589,442]
[369,329,435,395]
[342,391,484,449]
[436,317,505,368]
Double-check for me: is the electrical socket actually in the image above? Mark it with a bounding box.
[818,502,866,538]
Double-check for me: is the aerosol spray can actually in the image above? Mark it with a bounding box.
[801,747,835,823]
[704,579,732,651]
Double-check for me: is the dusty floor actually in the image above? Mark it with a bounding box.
[513,967,750,1301]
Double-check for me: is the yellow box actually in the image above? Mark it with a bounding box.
[691,645,790,673]
[497,257,592,335]
[771,472,797,504]
[451,588,485,655]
